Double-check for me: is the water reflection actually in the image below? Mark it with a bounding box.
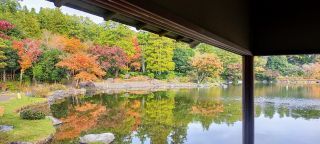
[50,84,320,144]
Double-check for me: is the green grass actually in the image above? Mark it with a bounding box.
[0,96,55,143]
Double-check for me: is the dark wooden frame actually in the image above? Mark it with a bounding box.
[243,56,254,144]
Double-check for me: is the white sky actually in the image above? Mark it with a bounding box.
[19,0,105,24]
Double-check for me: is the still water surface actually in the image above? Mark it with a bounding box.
[50,84,320,144]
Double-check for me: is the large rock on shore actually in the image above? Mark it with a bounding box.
[48,88,86,103]
[47,116,63,126]
[0,125,13,132]
[79,133,115,144]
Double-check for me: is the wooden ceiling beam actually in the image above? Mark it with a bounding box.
[158,30,169,37]
[53,0,70,7]
[85,0,251,55]
[103,11,116,21]
[135,22,147,30]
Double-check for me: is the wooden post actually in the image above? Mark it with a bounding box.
[242,55,254,144]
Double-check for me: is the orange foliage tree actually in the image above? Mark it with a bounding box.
[128,36,142,71]
[56,52,105,86]
[12,39,42,84]
[50,35,87,53]
[302,63,320,79]
[191,53,223,83]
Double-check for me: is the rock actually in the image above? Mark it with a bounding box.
[79,82,95,89]
[0,125,13,132]
[47,116,63,126]
[106,78,114,83]
[79,133,115,144]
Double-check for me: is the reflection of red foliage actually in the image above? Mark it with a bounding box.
[127,100,141,130]
[54,103,106,140]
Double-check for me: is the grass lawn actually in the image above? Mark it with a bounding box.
[0,96,55,143]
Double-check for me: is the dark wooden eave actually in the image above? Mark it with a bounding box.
[48,0,252,56]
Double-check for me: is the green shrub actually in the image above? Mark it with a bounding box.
[178,76,190,83]
[20,110,45,120]
[166,72,176,80]
[147,73,154,79]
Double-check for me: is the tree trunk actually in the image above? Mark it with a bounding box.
[20,70,23,85]
[3,70,6,82]
[13,70,15,80]
[115,69,119,77]
[76,79,80,88]
[141,57,146,73]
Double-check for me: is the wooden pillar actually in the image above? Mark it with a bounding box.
[242,55,254,144]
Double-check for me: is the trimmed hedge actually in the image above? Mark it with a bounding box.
[20,110,45,120]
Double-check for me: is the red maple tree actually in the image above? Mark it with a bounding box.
[0,20,15,39]
[90,45,128,77]
[12,39,42,84]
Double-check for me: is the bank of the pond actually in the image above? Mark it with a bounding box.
[0,96,55,144]
[47,80,220,103]
[94,80,219,90]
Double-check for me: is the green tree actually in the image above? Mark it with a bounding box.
[0,38,7,69]
[138,32,175,76]
[96,21,135,55]
[173,44,194,75]
[33,49,67,83]
[13,6,41,38]
[266,56,302,76]
[2,42,19,81]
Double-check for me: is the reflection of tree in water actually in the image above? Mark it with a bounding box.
[50,88,320,144]
[137,91,175,144]
[52,102,106,142]
[255,102,320,120]
[86,94,142,144]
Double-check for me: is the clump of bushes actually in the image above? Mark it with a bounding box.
[20,110,45,120]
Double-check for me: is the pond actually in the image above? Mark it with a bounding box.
[49,84,320,144]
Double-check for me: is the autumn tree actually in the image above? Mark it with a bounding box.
[128,36,142,71]
[191,53,223,83]
[90,45,128,77]
[302,63,320,79]
[56,53,105,86]
[12,39,41,84]
[224,63,242,83]
[53,35,87,53]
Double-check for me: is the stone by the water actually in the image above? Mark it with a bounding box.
[79,133,115,144]
[0,125,13,132]
[47,116,63,126]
